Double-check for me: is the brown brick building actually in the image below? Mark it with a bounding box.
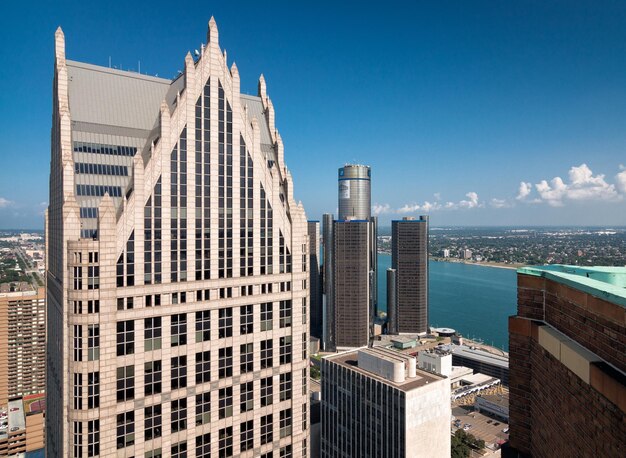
[507,266,625,457]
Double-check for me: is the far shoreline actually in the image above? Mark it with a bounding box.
[377,252,524,270]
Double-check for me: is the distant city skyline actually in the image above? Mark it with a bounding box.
[3,1,626,227]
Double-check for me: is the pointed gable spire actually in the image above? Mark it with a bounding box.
[208,16,219,44]
[55,26,65,63]
[258,74,267,100]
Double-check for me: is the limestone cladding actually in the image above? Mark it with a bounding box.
[48,18,310,458]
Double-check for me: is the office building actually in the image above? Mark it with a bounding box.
[307,221,322,340]
[47,19,310,457]
[321,347,450,457]
[507,265,625,457]
[389,216,429,334]
[321,213,334,350]
[333,221,371,348]
[0,287,46,455]
[322,165,377,350]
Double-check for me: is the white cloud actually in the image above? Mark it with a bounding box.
[533,164,621,207]
[379,191,483,215]
[0,197,13,208]
[458,192,480,209]
[397,203,422,213]
[372,203,392,215]
[516,182,532,200]
[616,166,626,194]
[490,198,512,209]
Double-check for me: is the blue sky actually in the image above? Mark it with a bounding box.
[1,0,626,228]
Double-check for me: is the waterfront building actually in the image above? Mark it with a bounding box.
[442,248,450,258]
[507,265,626,457]
[307,221,322,340]
[47,20,310,457]
[0,287,46,455]
[461,249,472,260]
[448,344,509,386]
[389,216,429,334]
[321,347,450,457]
[321,165,377,350]
[333,220,371,349]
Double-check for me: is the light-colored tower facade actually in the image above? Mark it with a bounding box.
[337,164,371,221]
[47,19,309,458]
[321,348,451,458]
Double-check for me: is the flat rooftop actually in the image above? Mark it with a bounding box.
[478,392,509,407]
[518,265,626,308]
[445,344,509,369]
[326,348,445,392]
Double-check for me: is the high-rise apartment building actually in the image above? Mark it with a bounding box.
[0,286,46,455]
[47,19,310,457]
[389,216,429,334]
[507,265,625,457]
[0,287,46,405]
[321,347,450,457]
[307,221,322,340]
[321,165,377,350]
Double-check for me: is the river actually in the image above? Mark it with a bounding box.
[377,254,517,350]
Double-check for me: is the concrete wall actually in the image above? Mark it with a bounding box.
[404,377,451,458]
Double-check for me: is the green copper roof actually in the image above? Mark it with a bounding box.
[517,265,626,308]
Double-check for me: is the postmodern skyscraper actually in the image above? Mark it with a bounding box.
[322,165,377,350]
[321,348,451,457]
[389,216,429,334]
[507,265,625,457]
[47,19,310,457]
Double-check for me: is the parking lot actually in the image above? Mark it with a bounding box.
[451,406,509,449]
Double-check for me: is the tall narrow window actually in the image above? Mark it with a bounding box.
[171,313,187,346]
[87,372,99,409]
[240,139,254,276]
[116,366,134,402]
[144,317,162,351]
[218,82,233,279]
[171,128,188,282]
[116,321,134,356]
[240,304,253,334]
[195,79,211,281]
[87,324,99,361]
[171,398,187,432]
[145,360,162,396]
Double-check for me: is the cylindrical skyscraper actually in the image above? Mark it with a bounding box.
[338,164,371,220]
